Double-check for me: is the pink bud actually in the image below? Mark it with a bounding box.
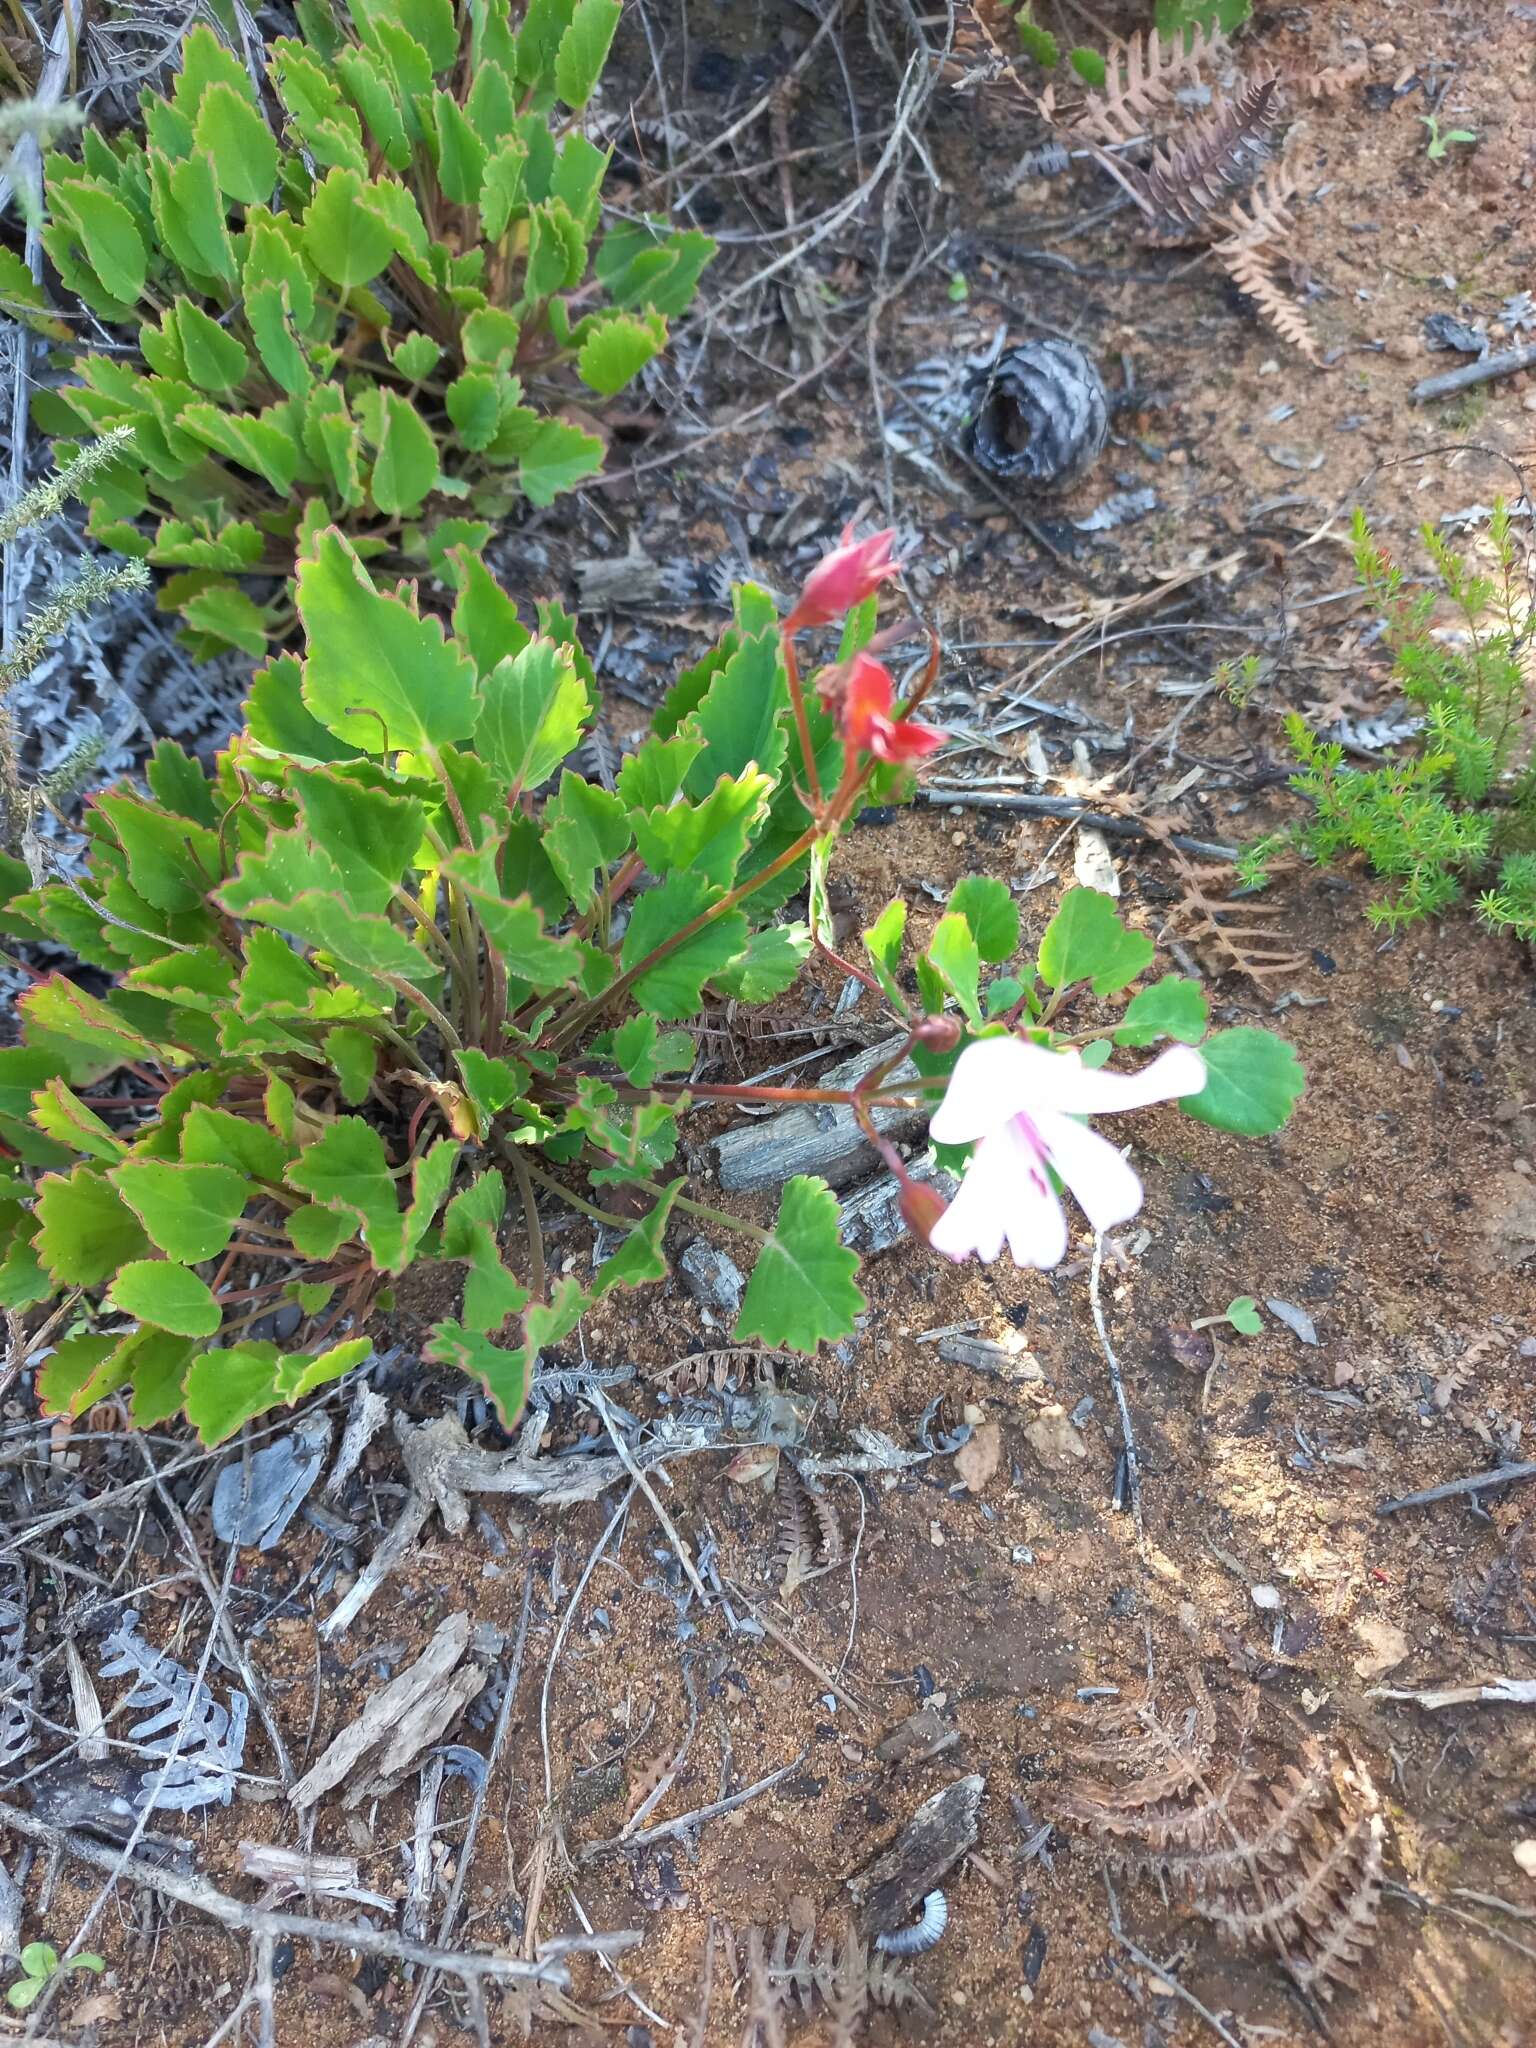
[914,1015,962,1053]
[786,524,901,630]
[899,1178,949,1248]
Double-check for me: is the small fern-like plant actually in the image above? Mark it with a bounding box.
[30,2,713,657]
[1241,503,1536,939]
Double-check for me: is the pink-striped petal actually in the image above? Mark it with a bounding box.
[929,1117,1069,1269]
[1046,1042,1207,1116]
[928,1037,1046,1145]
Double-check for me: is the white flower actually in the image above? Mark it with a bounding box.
[928,1037,1206,1267]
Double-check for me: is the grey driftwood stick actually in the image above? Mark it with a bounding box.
[847,1773,984,1935]
[1377,1460,1536,1514]
[1410,342,1536,403]
[710,1035,924,1194]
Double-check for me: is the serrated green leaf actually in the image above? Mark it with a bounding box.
[20,976,186,1070]
[292,767,424,911]
[30,1079,126,1162]
[424,1319,534,1424]
[543,771,630,913]
[107,1259,221,1337]
[287,1202,356,1259]
[616,733,703,812]
[127,1329,199,1427]
[0,246,70,339]
[0,1231,53,1311]
[54,181,147,303]
[1181,1027,1304,1137]
[302,166,397,286]
[461,305,521,367]
[514,417,603,505]
[182,584,273,656]
[862,897,907,1007]
[298,528,478,752]
[947,876,1019,963]
[444,370,500,451]
[631,767,770,889]
[711,921,812,1002]
[554,0,621,107]
[594,1177,681,1295]
[183,1336,370,1444]
[621,871,748,1020]
[194,80,280,204]
[682,630,786,798]
[607,1015,693,1087]
[474,636,589,794]
[180,401,297,492]
[286,1116,404,1266]
[1113,975,1209,1048]
[432,89,487,203]
[577,310,664,396]
[335,45,411,168]
[36,1333,122,1418]
[358,385,438,516]
[926,912,982,1027]
[34,1167,149,1285]
[109,1159,249,1262]
[455,1047,532,1119]
[1038,887,1154,997]
[445,863,586,993]
[155,151,237,280]
[175,298,251,394]
[324,1025,377,1104]
[594,217,715,317]
[441,1173,527,1332]
[734,1175,865,1352]
[179,1103,290,1180]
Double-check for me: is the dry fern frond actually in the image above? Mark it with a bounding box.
[1136,805,1307,985]
[773,1456,817,1594]
[1055,1684,1387,2003]
[659,1347,790,1397]
[742,1924,787,2048]
[947,1,1037,104]
[1113,75,1284,241]
[1069,23,1229,146]
[1284,58,1369,102]
[1213,157,1321,363]
[738,1920,928,2031]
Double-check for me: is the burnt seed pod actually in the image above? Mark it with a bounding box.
[967,339,1110,487]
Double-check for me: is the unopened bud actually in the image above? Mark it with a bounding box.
[914,1014,962,1053]
[899,1178,949,1248]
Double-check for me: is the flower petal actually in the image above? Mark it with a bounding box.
[929,1117,1069,1268]
[1032,1106,1144,1234]
[1046,1043,1208,1116]
[929,1037,1052,1145]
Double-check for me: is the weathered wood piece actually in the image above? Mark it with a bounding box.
[711,1037,923,1194]
[847,1773,984,1934]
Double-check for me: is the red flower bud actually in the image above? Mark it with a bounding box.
[914,1014,962,1053]
[785,524,901,631]
[899,1178,949,1248]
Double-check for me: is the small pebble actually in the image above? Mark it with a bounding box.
[1251,1584,1282,1611]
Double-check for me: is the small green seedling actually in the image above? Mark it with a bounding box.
[948,272,970,304]
[7,1944,105,2011]
[1421,114,1477,162]
[1191,1295,1264,1336]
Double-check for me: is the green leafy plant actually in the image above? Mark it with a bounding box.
[1241,503,1536,940]
[1190,1293,1263,1335]
[1154,0,1253,34]
[6,1944,105,2012]
[1420,113,1478,162]
[32,4,713,657]
[0,522,1300,1445]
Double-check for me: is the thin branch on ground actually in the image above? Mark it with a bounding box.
[1090,1233,1144,1549]
[580,1751,809,1861]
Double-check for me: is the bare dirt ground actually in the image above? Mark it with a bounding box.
[7,0,1536,2043]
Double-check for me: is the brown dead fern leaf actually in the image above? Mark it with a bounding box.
[735,1920,928,2031]
[1056,1683,1387,2002]
[658,1346,790,1397]
[1213,156,1321,363]
[773,1456,842,1593]
[1067,22,1230,146]
[1113,75,1285,242]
